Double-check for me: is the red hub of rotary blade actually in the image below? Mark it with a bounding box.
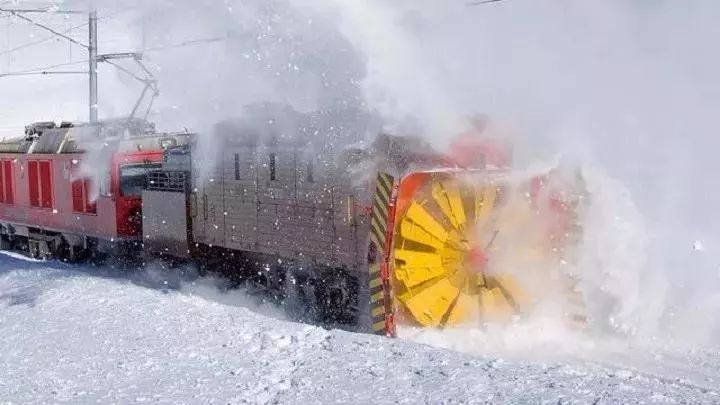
[467,246,488,272]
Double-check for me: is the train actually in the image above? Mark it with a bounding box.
[0,105,588,336]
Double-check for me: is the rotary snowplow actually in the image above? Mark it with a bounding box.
[368,129,588,336]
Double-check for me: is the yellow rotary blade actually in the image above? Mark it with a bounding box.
[397,267,466,327]
[390,171,579,331]
[394,249,451,288]
[432,180,467,230]
[399,202,449,250]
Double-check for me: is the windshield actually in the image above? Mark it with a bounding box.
[119,163,162,196]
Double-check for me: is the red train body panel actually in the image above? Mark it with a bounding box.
[0,151,164,241]
[0,121,191,257]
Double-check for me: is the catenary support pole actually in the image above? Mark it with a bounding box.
[88,10,98,123]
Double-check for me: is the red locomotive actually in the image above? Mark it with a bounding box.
[0,119,191,260]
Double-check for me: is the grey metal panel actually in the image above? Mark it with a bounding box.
[194,158,225,246]
[204,181,225,246]
[259,186,295,204]
[296,184,334,208]
[335,185,371,270]
[224,181,257,203]
[223,181,257,251]
[296,151,335,207]
[190,173,205,246]
[220,146,257,251]
[142,190,190,258]
[190,134,376,276]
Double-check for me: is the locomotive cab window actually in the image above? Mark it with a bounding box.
[119,162,162,197]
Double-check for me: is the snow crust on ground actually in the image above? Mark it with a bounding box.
[1,252,718,404]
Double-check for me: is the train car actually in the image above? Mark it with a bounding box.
[0,119,191,261]
[142,106,588,335]
[142,108,516,328]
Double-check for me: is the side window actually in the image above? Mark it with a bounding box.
[70,162,97,214]
[28,160,53,209]
[28,161,39,207]
[71,177,84,212]
[39,161,52,208]
[4,160,13,204]
[269,153,276,181]
[0,161,4,203]
[0,160,14,204]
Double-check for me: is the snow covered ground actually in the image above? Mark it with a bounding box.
[0,252,718,404]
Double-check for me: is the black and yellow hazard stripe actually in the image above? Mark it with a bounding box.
[368,172,394,335]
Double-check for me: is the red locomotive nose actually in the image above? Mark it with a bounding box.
[448,131,511,168]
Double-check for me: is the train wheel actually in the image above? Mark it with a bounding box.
[283,272,314,323]
[28,240,40,259]
[315,270,358,325]
[54,240,76,263]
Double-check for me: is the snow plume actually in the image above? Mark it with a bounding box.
[288,1,720,348]
[289,0,466,140]
[132,260,289,321]
[178,276,288,321]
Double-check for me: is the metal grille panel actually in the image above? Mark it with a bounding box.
[147,171,190,193]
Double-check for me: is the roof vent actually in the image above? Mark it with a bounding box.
[25,121,56,138]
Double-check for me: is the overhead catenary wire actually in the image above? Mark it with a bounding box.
[0,59,87,77]
[466,0,505,5]
[0,7,88,49]
[0,6,83,14]
[0,11,120,58]
[0,25,84,57]
[140,35,231,53]
[0,70,87,77]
